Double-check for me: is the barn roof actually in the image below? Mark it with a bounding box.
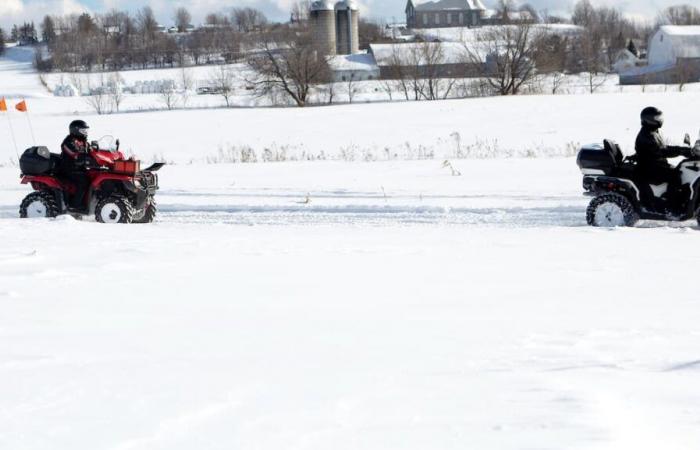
[328,52,379,71]
[412,0,487,12]
[659,26,700,59]
[370,42,487,65]
[661,25,700,36]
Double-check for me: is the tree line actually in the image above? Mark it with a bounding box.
[29,6,269,72]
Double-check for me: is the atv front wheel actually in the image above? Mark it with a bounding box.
[96,195,134,224]
[132,198,157,224]
[20,191,60,219]
[586,193,639,227]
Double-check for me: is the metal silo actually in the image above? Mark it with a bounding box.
[335,0,359,55]
[310,0,336,56]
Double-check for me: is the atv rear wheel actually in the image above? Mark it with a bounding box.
[587,193,639,227]
[96,195,134,224]
[20,191,60,219]
[132,198,157,224]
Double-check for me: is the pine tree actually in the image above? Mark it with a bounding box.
[0,28,5,55]
[627,39,639,57]
[42,16,56,44]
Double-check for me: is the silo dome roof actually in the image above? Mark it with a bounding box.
[335,0,359,10]
[310,0,335,11]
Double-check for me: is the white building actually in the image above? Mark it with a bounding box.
[328,52,380,81]
[406,0,487,29]
[620,26,700,85]
[612,49,640,74]
[647,25,700,67]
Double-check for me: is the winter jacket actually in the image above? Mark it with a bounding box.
[634,126,687,168]
[60,135,90,173]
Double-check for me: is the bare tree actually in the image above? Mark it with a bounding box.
[519,3,541,23]
[209,65,236,107]
[418,41,457,100]
[232,7,268,32]
[84,74,111,115]
[384,45,414,100]
[246,29,331,107]
[290,1,311,24]
[346,74,358,103]
[109,72,125,112]
[577,31,608,93]
[676,59,697,91]
[380,80,394,100]
[572,0,596,28]
[159,85,179,110]
[657,4,700,26]
[180,67,194,107]
[174,7,192,33]
[464,24,540,96]
[497,0,515,24]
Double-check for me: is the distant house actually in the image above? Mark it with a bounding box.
[406,0,487,29]
[612,48,640,74]
[328,52,380,81]
[620,26,700,85]
[648,25,700,67]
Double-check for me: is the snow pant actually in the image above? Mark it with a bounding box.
[637,163,681,205]
[64,172,90,209]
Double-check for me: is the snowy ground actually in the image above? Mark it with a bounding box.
[2,45,700,450]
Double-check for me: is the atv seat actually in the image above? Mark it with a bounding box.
[603,139,623,166]
[603,139,637,179]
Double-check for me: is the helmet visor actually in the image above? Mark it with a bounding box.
[78,127,89,136]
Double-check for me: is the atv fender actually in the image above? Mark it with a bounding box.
[589,176,641,203]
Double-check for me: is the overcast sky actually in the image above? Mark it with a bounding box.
[0,0,684,30]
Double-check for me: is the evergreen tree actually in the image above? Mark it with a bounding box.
[0,28,5,55]
[627,39,639,57]
[42,16,56,44]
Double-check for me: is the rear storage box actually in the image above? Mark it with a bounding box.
[113,159,140,175]
[577,144,617,175]
[20,146,56,175]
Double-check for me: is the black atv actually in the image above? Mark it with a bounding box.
[577,134,700,227]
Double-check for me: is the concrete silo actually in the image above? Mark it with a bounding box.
[310,0,337,56]
[335,0,359,55]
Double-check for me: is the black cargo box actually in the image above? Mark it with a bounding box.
[576,141,622,176]
[20,146,58,175]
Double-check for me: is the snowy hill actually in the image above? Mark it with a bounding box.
[2,45,700,450]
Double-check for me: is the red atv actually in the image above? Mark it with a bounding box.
[19,138,164,224]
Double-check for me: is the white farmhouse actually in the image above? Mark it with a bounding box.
[620,25,700,85]
[648,25,700,67]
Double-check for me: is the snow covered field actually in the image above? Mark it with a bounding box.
[2,45,700,450]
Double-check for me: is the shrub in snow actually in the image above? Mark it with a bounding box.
[53,84,78,97]
[130,79,177,95]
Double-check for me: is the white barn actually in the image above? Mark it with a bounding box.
[620,25,700,85]
[648,25,700,67]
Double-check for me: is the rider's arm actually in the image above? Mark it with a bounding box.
[62,140,89,167]
[61,142,79,160]
[661,146,685,158]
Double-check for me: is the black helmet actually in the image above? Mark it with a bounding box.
[69,120,89,139]
[641,107,664,129]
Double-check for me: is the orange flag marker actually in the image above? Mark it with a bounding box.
[15,100,27,112]
[0,98,7,112]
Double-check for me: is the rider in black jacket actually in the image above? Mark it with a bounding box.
[60,120,92,209]
[634,107,690,206]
